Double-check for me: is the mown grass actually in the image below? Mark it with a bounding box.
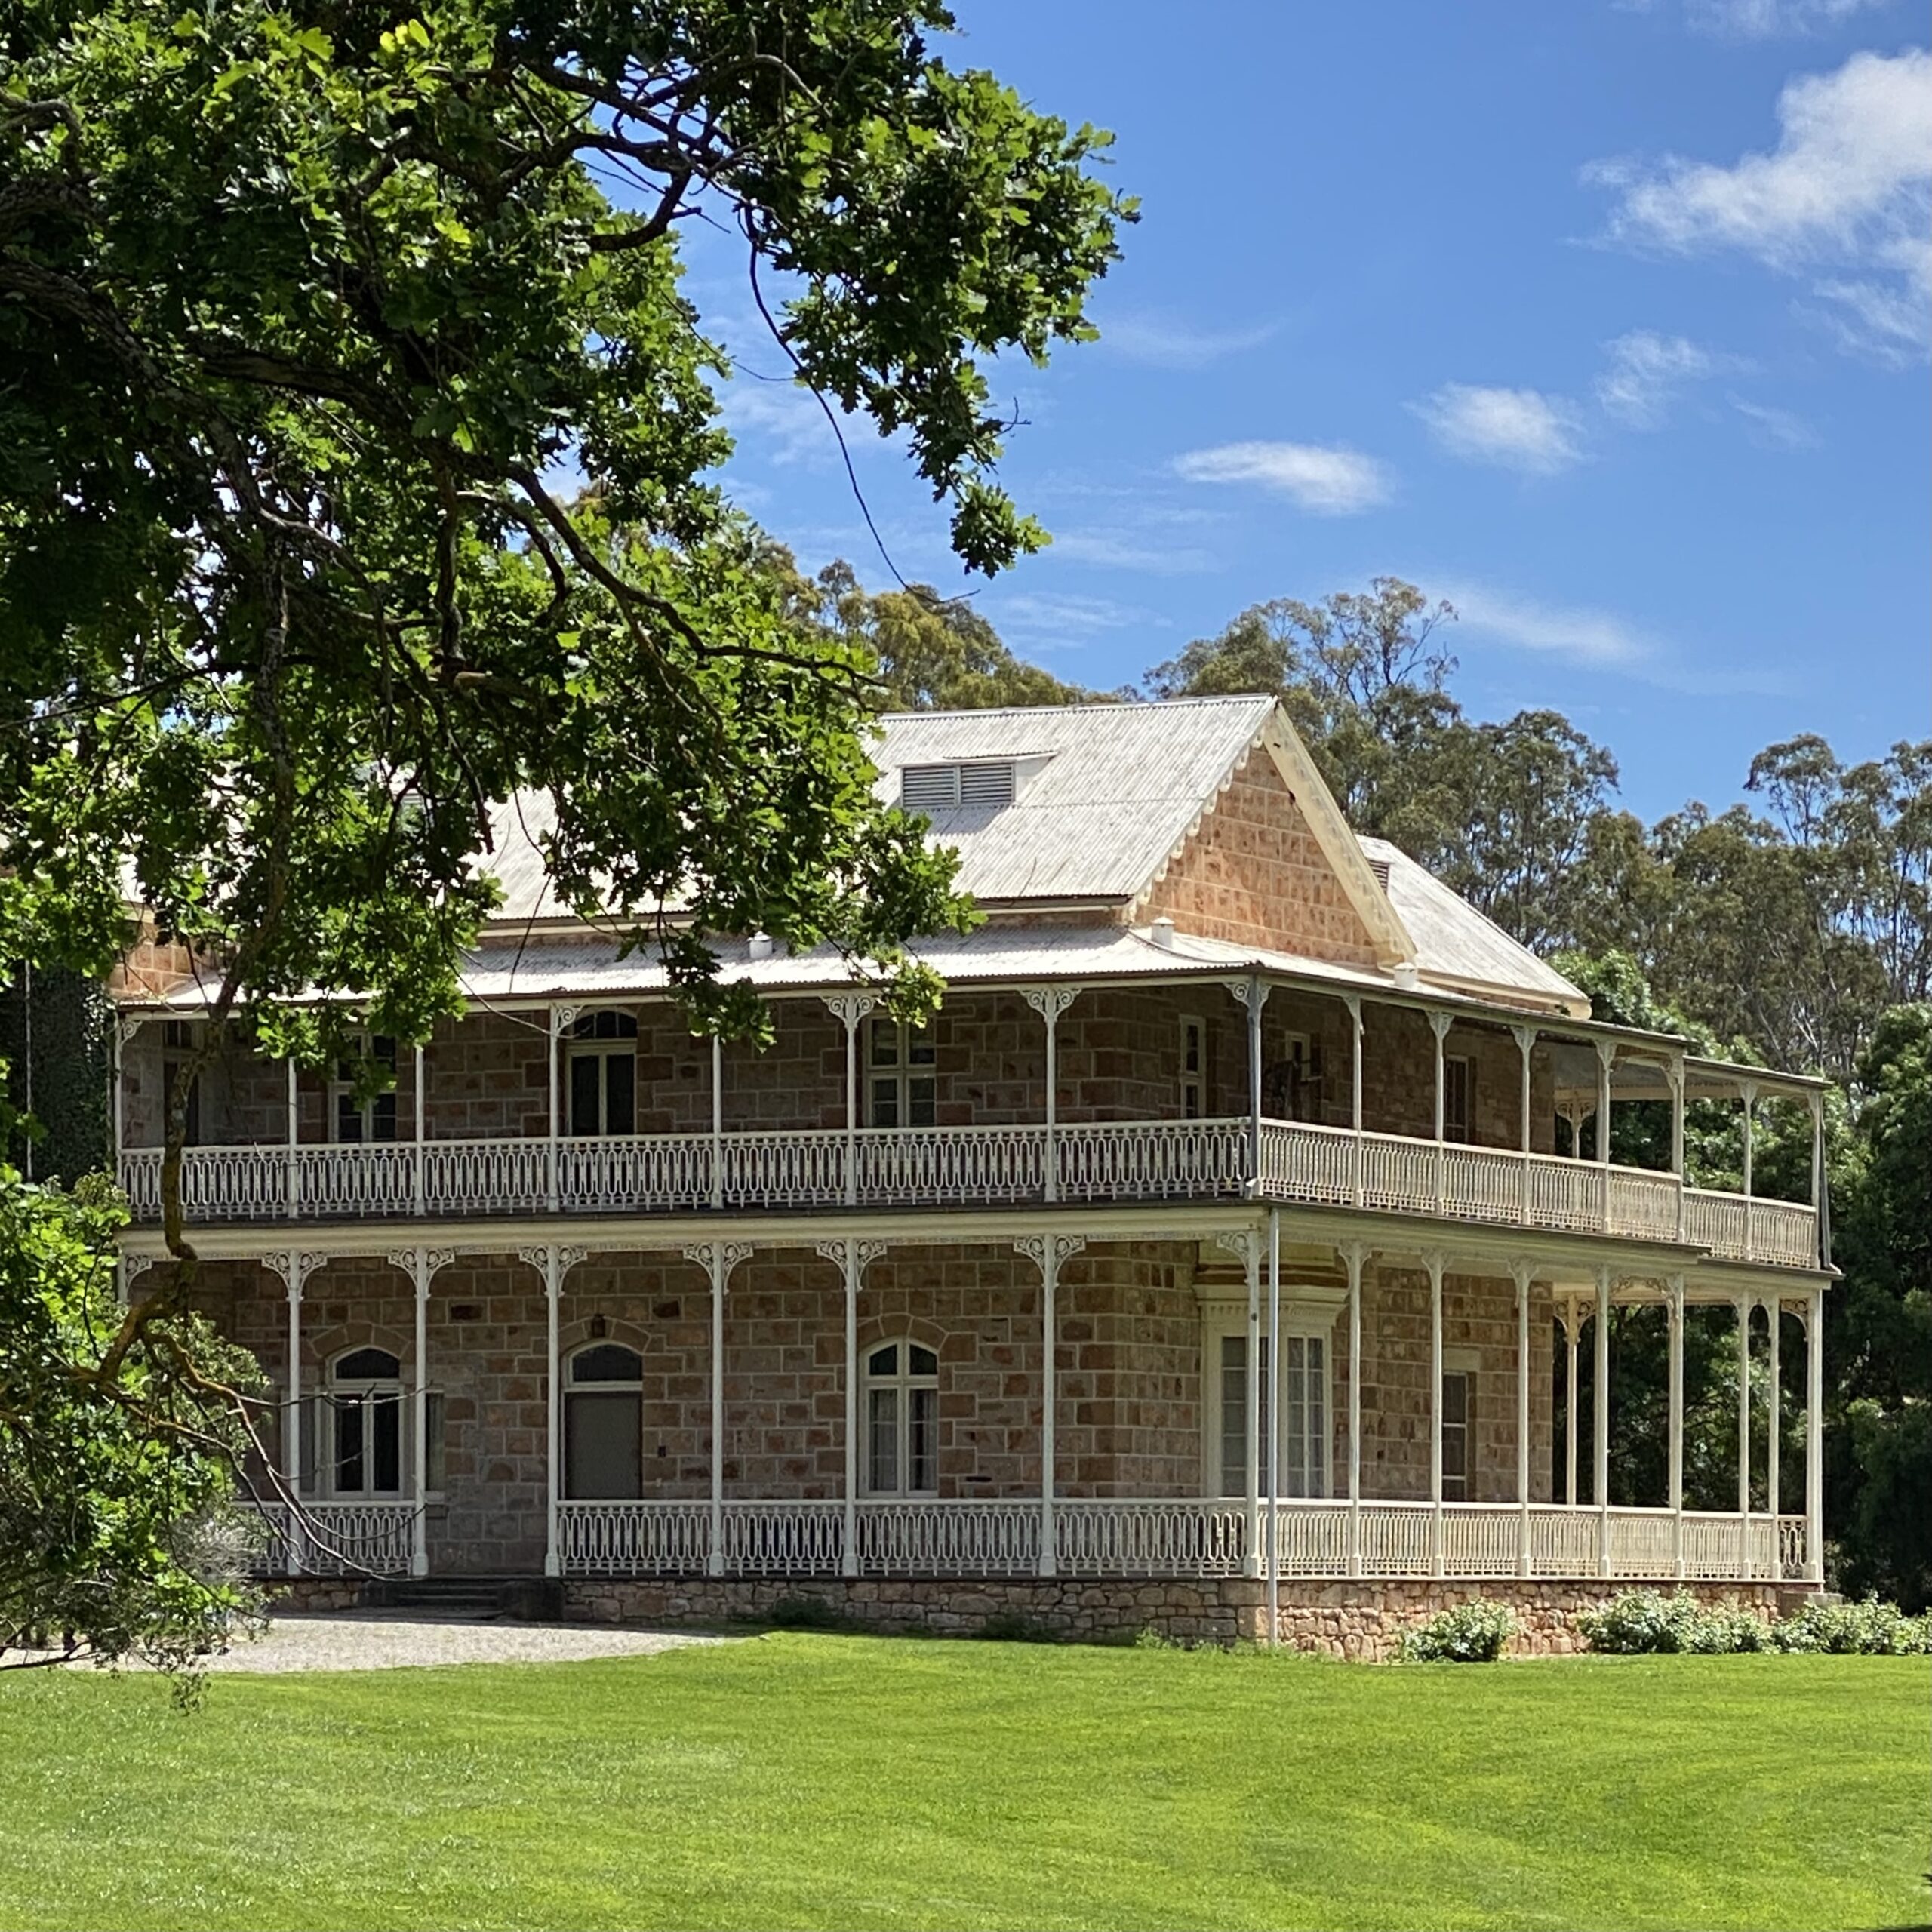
[0,1636,1924,1931]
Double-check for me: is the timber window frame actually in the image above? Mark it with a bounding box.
[328,1034,398,1145]
[1201,1300,1337,1500]
[322,1346,405,1500]
[861,1339,940,1497]
[1180,1014,1208,1120]
[864,1020,937,1129]
[1443,1054,1475,1145]
[566,1011,638,1138]
[563,1341,645,1500]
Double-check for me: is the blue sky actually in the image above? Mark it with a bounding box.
[688,0,1930,823]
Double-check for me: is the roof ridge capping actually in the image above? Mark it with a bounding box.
[875,692,1274,726]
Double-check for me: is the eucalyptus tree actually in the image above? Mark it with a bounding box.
[0,0,1128,1658]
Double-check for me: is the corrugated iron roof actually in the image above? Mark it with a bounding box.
[871,695,1275,903]
[1359,836,1586,1014]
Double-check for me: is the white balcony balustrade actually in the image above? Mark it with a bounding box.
[118,1115,1818,1266]
[253,1501,416,1577]
[540,1497,1807,1583]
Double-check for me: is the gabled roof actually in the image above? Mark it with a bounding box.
[1360,836,1587,1018]
[871,695,1278,904]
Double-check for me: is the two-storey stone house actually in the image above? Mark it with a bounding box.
[114,696,1832,1650]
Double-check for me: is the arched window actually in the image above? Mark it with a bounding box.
[327,1347,404,1497]
[565,1341,644,1500]
[568,1011,638,1136]
[863,1340,938,1496]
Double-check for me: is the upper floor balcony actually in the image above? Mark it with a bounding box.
[114,965,1827,1272]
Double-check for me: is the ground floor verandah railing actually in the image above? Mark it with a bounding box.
[253,1498,1807,1585]
[121,1115,1820,1268]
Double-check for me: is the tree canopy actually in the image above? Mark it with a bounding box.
[0,0,1128,1666]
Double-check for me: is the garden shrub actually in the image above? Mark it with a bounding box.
[1579,1588,1932,1656]
[1576,1589,1704,1654]
[1767,1595,1932,1654]
[1398,1601,1517,1663]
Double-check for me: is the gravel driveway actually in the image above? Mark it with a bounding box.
[195,1610,732,1673]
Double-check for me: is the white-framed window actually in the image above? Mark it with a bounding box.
[1264,1030,1323,1123]
[564,1342,644,1500]
[329,1034,398,1144]
[161,1018,204,1146]
[1204,1309,1334,1499]
[1180,1014,1208,1119]
[568,1011,638,1137]
[865,1020,936,1128]
[863,1339,938,1495]
[1441,1369,1474,1501]
[324,1346,405,1497]
[1444,1054,1475,1144]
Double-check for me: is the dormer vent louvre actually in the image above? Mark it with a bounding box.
[1368,857,1392,892]
[900,760,1017,812]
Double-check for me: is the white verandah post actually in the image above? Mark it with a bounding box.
[1512,1026,1536,1226]
[519,1242,586,1579]
[1344,1242,1365,1580]
[411,1043,426,1217]
[1266,1208,1281,1644]
[545,1004,580,1213]
[264,1250,320,1574]
[1668,1274,1686,1581]
[817,1236,884,1577]
[1740,1080,1758,1263]
[1594,1041,1615,1231]
[1512,1260,1533,1577]
[386,1245,452,1579]
[824,995,877,1210]
[1767,1293,1782,1536]
[1345,995,1364,1208]
[1023,988,1078,1204]
[1737,1292,1754,1581]
[1594,1266,1612,1577]
[1016,1232,1084,1579]
[1215,1227,1265,1579]
[1562,1300,1580,1509]
[1804,1287,1825,1583]
[1668,1057,1687,1241]
[690,1241,754,1577]
[285,1056,300,1216]
[709,1034,724,1209]
[1429,1014,1453,1214]
[1426,1248,1445,1578]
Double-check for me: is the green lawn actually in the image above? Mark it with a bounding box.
[0,1637,1925,1932]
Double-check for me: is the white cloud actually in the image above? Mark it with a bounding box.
[1411,385,1586,473]
[1100,314,1278,369]
[1589,48,1932,363]
[1047,528,1220,574]
[989,591,1153,645]
[1682,0,1890,37]
[1595,330,1740,427]
[1729,394,1822,448]
[1172,440,1393,514]
[1438,580,1797,694]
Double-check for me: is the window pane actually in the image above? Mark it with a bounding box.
[568,1054,601,1135]
[908,1386,937,1493]
[572,1343,644,1384]
[909,1345,937,1377]
[1443,1374,1468,1426]
[1220,1335,1245,1496]
[372,1391,401,1493]
[906,1030,936,1067]
[868,1387,899,1493]
[372,1092,398,1143]
[869,1078,900,1128]
[336,1348,401,1380]
[908,1078,937,1128]
[335,1089,365,1143]
[867,1343,898,1376]
[869,1026,898,1068]
[335,1397,365,1494]
[604,1054,636,1136]
[1307,1340,1327,1499]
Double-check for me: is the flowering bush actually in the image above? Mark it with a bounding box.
[1577,1588,1932,1656]
[1398,1601,1518,1663]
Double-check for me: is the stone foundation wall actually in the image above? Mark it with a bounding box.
[561,1574,1815,1658]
